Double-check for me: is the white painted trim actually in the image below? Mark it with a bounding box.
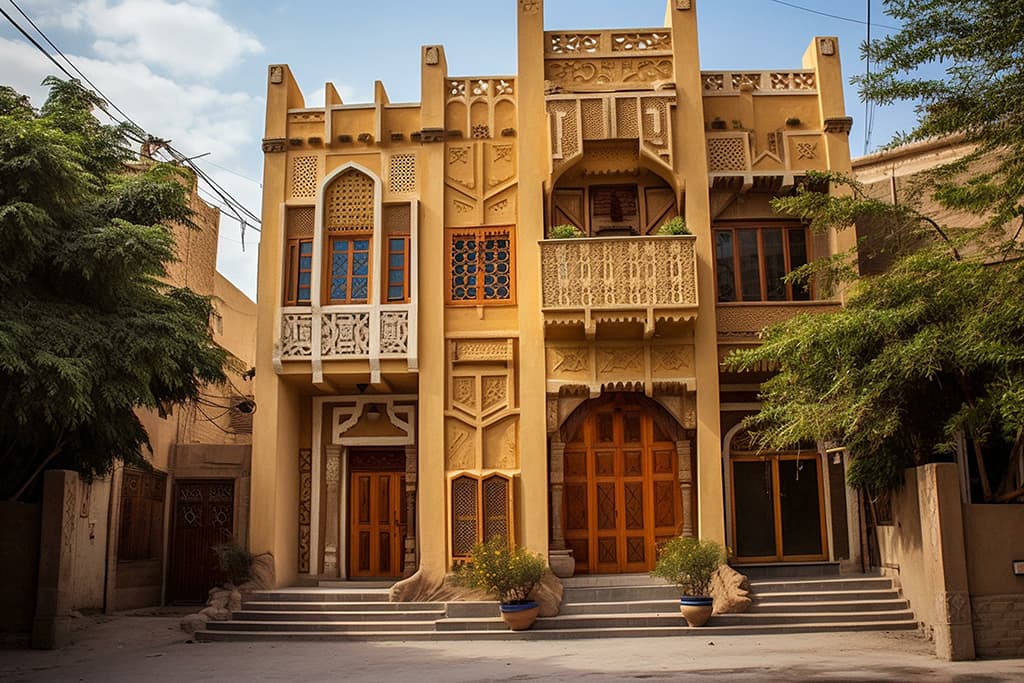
[332,398,416,447]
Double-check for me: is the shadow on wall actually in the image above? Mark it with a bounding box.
[0,501,40,638]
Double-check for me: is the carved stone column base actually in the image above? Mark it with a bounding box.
[549,548,575,578]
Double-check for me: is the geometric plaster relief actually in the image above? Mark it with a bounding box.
[447,143,476,193]
[652,346,692,373]
[481,376,508,414]
[452,376,477,414]
[290,155,318,199]
[545,58,674,92]
[446,419,476,471]
[796,142,818,160]
[332,400,416,446]
[280,313,313,358]
[380,311,410,355]
[546,397,559,432]
[322,312,371,357]
[486,142,516,188]
[483,417,519,470]
[454,339,513,363]
[553,347,589,373]
[519,1,540,15]
[485,187,517,223]
[598,347,643,372]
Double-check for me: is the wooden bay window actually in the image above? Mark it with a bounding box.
[715,225,811,302]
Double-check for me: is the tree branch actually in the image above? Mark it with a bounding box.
[919,213,962,261]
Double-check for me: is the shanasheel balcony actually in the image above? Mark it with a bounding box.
[540,234,698,337]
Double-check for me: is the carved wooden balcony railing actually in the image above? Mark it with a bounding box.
[274,303,417,383]
[540,235,698,337]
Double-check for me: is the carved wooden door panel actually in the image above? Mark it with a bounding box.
[167,479,234,604]
[349,471,406,578]
[564,399,682,574]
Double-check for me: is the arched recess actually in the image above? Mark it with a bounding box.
[550,392,694,574]
[723,425,832,564]
[311,162,383,309]
[548,140,681,237]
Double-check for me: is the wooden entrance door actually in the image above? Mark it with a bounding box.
[563,399,682,573]
[167,479,234,603]
[348,452,406,578]
[731,454,828,563]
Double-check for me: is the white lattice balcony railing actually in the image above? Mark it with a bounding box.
[540,235,698,336]
[544,29,673,57]
[275,303,417,382]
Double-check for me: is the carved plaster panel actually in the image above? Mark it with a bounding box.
[453,339,514,363]
[716,303,840,338]
[446,419,476,471]
[483,418,519,469]
[331,400,416,446]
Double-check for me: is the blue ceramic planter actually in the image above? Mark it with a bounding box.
[500,600,539,613]
[678,596,713,607]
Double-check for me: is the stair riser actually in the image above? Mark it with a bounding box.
[233,611,445,622]
[245,593,390,602]
[563,587,681,603]
[241,601,442,612]
[713,612,915,626]
[753,591,899,602]
[560,602,679,615]
[750,580,893,593]
[751,601,908,613]
[196,621,919,643]
[205,622,437,633]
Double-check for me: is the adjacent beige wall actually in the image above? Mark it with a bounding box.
[963,505,1024,658]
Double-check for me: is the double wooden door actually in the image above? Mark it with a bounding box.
[731,453,828,563]
[349,461,406,579]
[167,479,234,604]
[563,401,682,573]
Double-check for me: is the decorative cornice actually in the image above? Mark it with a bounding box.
[824,116,854,134]
[262,137,287,153]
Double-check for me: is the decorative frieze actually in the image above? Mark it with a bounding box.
[701,70,817,95]
[546,342,696,397]
[716,302,841,339]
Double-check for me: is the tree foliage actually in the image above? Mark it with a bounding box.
[0,79,226,500]
[856,0,1024,235]
[725,2,1024,502]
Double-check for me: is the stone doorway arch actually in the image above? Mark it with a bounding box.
[549,392,694,575]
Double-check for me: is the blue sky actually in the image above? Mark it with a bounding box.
[0,0,915,298]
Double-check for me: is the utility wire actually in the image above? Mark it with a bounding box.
[863,0,876,154]
[766,0,899,30]
[1,1,261,242]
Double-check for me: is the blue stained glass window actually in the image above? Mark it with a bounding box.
[449,230,511,302]
[328,237,370,303]
[289,238,314,305]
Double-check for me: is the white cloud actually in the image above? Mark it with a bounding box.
[0,34,263,297]
[34,0,263,79]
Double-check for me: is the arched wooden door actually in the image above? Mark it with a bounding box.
[562,396,682,573]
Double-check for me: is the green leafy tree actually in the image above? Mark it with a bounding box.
[727,0,1024,502]
[857,0,1024,236]
[0,79,226,500]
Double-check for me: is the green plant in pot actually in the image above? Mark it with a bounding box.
[453,536,548,630]
[549,224,584,239]
[651,536,725,627]
[655,216,690,236]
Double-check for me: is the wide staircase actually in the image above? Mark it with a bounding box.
[195,573,917,642]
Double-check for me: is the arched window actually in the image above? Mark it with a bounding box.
[323,169,375,304]
[449,473,513,561]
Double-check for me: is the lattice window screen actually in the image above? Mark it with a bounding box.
[324,169,375,232]
[287,206,315,238]
[291,156,318,198]
[707,137,749,171]
[451,476,479,557]
[388,154,417,194]
[482,475,510,546]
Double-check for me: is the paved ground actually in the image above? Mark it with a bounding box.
[2,614,1023,682]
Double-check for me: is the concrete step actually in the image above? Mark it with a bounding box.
[562,585,680,603]
[560,574,668,588]
[232,609,446,622]
[749,599,909,613]
[195,620,919,643]
[240,600,444,612]
[751,588,900,603]
[204,619,438,633]
[559,599,679,615]
[244,590,391,603]
[740,563,841,579]
[317,580,395,589]
[748,577,895,593]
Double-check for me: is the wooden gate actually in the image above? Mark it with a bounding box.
[563,398,682,573]
[348,451,406,579]
[167,479,235,604]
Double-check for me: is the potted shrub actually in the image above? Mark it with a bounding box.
[548,224,584,239]
[656,216,690,236]
[213,541,253,585]
[651,536,725,627]
[453,536,548,631]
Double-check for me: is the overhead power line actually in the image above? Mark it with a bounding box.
[766,0,900,30]
[1,0,262,244]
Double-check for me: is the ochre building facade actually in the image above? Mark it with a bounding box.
[252,0,859,589]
